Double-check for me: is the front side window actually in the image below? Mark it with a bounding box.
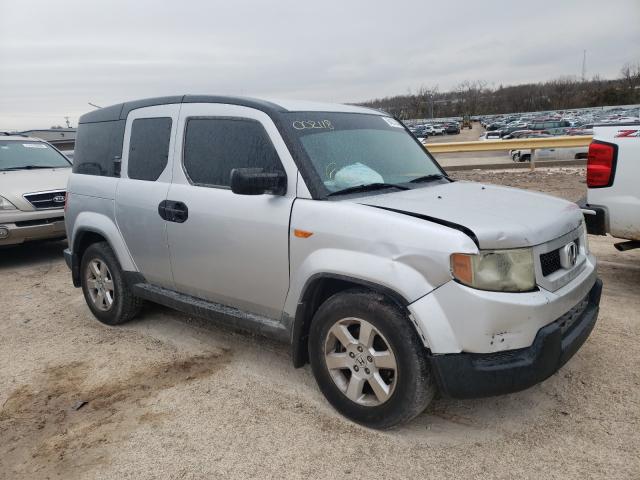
[183,117,284,187]
[128,117,172,181]
[0,141,71,171]
[281,113,444,196]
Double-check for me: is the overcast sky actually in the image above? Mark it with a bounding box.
[1,0,638,129]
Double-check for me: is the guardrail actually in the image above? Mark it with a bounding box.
[424,135,592,153]
[424,135,592,170]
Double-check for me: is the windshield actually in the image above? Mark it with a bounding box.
[282,113,444,196]
[0,141,71,170]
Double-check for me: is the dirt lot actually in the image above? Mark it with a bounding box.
[1,168,639,479]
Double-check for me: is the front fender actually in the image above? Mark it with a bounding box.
[283,248,436,320]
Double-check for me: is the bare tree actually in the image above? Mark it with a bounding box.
[358,63,640,118]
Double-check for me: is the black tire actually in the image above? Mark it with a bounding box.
[80,242,143,325]
[309,289,435,429]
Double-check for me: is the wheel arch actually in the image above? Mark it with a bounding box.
[290,273,410,368]
[69,213,137,287]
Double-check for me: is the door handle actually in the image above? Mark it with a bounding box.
[158,200,189,223]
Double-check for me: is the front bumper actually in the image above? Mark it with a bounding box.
[0,213,66,246]
[408,253,597,354]
[430,278,602,398]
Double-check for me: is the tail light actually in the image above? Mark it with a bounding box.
[587,141,617,188]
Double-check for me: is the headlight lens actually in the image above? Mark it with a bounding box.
[451,248,536,292]
[0,196,17,210]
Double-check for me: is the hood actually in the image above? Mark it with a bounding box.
[0,167,71,211]
[355,181,583,249]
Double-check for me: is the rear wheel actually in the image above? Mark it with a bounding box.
[80,242,143,325]
[309,290,435,429]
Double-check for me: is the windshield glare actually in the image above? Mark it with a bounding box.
[0,141,71,170]
[283,113,443,195]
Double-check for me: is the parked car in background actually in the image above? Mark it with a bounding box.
[430,124,446,135]
[501,123,529,136]
[479,131,502,141]
[502,130,551,139]
[563,128,593,136]
[0,134,71,245]
[580,123,640,251]
[444,123,460,134]
[412,125,429,139]
[529,120,571,135]
[510,145,588,162]
[64,95,601,429]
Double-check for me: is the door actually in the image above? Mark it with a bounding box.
[115,104,180,288]
[166,103,298,320]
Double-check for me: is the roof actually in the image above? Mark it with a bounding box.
[1,134,44,142]
[79,95,385,124]
[19,129,76,141]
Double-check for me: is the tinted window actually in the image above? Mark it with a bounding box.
[128,117,172,181]
[73,120,125,176]
[183,118,283,187]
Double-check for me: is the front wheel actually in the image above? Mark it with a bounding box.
[309,290,435,429]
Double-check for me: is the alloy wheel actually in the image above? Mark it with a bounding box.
[85,259,115,311]
[324,317,398,406]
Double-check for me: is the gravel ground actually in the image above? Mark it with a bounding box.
[1,169,639,479]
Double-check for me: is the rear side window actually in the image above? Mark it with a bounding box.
[73,120,125,177]
[183,117,283,187]
[128,117,172,181]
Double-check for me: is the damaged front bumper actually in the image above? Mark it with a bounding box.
[429,278,602,398]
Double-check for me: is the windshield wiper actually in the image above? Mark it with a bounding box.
[327,182,410,197]
[0,165,58,171]
[408,173,448,183]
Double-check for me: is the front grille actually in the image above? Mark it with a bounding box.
[540,249,562,276]
[23,190,66,210]
[539,238,580,277]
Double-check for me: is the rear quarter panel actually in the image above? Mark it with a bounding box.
[588,126,640,241]
[66,173,137,272]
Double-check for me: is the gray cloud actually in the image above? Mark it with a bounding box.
[0,0,638,129]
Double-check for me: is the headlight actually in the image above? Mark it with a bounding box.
[0,196,17,210]
[450,248,536,292]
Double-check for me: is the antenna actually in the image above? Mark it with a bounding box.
[581,50,587,81]
[88,102,102,109]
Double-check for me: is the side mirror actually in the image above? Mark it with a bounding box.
[230,168,287,196]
